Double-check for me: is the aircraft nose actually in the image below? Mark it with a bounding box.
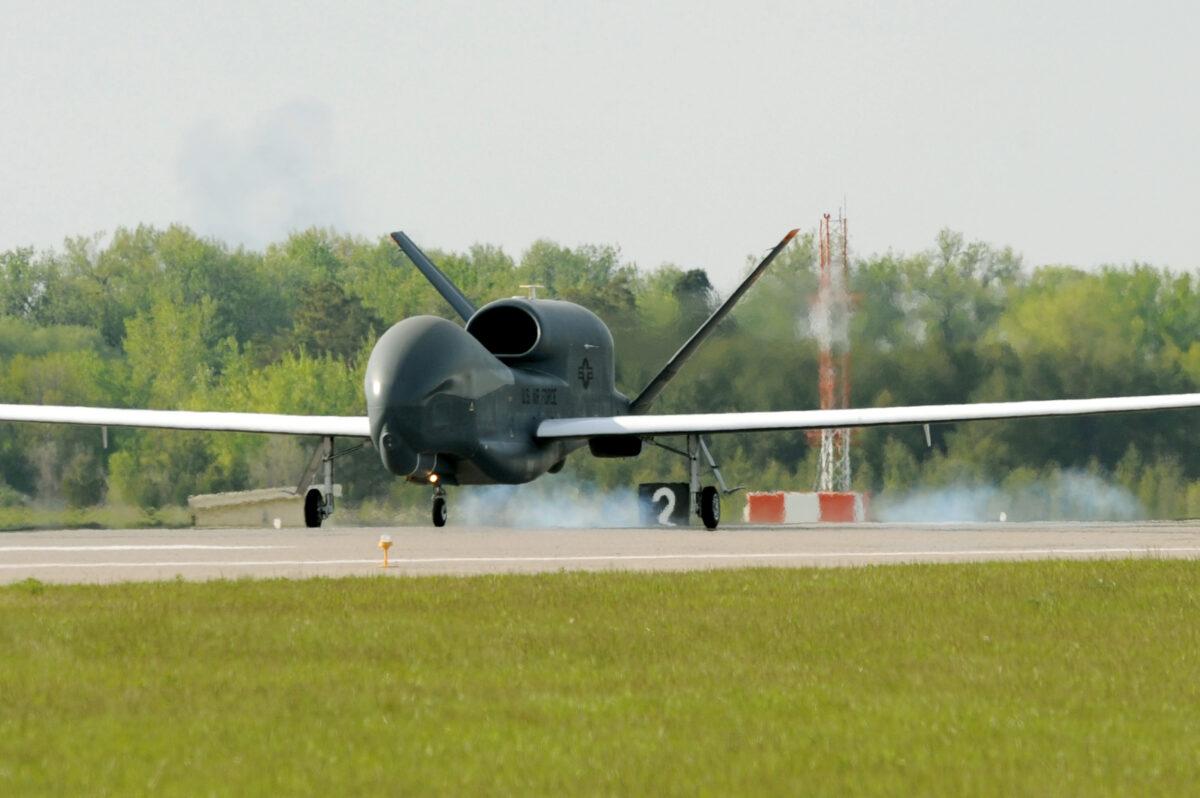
[363,314,510,477]
[365,317,473,417]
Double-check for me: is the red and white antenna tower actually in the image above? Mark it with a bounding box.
[813,212,852,492]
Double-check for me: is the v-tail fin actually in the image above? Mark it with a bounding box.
[390,231,477,322]
[629,229,798,413]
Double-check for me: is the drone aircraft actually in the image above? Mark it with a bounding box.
[2,229,1200,529]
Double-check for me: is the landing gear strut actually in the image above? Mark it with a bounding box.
[295,436,366,528]
[686,434,722,530]
[647,434,739,530]
[432,486,448,528]
[298,437,335,528]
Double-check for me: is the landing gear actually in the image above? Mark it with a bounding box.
[686,436,729,528]
[642,433,737,530]
[699,485,721,530]
[299,437,336,528]
[294,436,366,529]
[686,435,721,531]
[304,488,327,528]
[432,487,448,527]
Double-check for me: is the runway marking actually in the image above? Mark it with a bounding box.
[0,544,286,553]
[5,545,1200,571]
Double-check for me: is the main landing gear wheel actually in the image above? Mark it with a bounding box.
[304,488,325,528]
[432,494,448,527]
[699,485,721,530]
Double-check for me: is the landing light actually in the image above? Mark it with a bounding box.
[429,473,439,484]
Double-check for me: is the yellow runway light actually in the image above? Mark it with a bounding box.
[378,534,393,568]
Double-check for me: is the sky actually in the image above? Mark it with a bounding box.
[1,0,1197,291]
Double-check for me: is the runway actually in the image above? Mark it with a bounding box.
[3,521,1200,583]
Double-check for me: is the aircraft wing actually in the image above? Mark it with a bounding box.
[0,403,371,438]
[537,393,1200,438]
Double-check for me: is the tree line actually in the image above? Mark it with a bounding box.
[1,225,1198,519]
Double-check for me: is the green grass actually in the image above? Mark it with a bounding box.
[3,561,1200,795]
[0,501,427,531]
[0,504,192,532]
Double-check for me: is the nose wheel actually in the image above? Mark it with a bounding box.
[432,487,448,527]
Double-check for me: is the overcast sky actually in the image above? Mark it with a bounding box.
[1,1,1196,290]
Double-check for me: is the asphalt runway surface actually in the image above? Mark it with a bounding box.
[3,521,1200,583]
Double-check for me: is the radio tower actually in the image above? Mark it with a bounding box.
[813,212,852,492]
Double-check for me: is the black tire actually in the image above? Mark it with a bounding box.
[432,496,448,527]
[304,489,324,528]
[699,485,721,530]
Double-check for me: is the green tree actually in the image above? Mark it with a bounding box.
[291,280,381,362]
[123,295,219,406]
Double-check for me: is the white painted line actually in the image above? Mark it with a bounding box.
[0,559,379,570]
[392,546,1200,563]
[4,545,1200,571]
[0,544,285,553]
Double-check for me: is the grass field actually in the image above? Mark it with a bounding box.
[3,561,1200,795]
[0,501,426,531]
[0,504,192,532]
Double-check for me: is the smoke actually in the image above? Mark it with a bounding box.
[874,471,1142,523]
[177,101,353,248]
[805,217,851,352]
[807,274,849,351]
[455,478,639,528]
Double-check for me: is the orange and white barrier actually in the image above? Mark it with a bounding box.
[744,491,869,523]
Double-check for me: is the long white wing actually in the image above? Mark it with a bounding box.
[537,393,1200,438]
[0,403,371,437]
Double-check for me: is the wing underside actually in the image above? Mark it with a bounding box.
[5,393,1199,446]
[537,393,1200,439]
[0,403,371,438]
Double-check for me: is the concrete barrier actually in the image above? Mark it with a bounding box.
[744,491,868,523]
[187,485,342,528]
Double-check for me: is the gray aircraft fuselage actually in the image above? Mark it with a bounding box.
[364,297,630,485]
[364,226,796,493]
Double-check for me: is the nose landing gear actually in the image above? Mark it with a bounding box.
[432,486,448,527]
